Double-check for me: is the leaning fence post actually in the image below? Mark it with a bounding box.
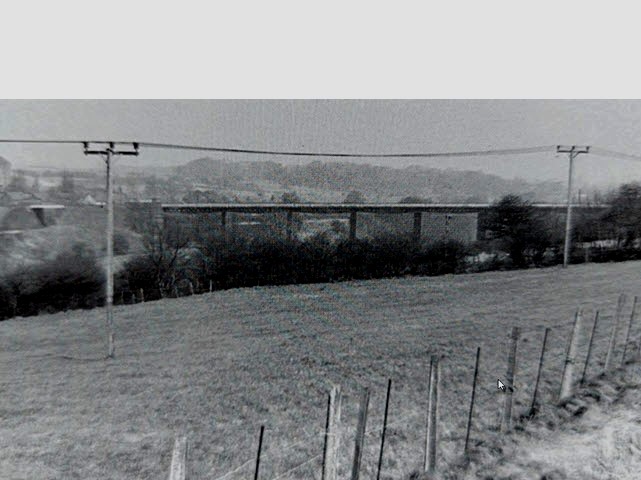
[501,327,519,433]
[139,288,145,303]
[464,347,481,456]
[559,309,583,403]
[604,293,627,372]
[376,379,392,480]
[581,311,599,385]
[529,328,550,415]
[424,355,440,474]
[322,385,342,480]
[254,425,265,480]
[622,296,638,366]
[351,388,369,480]
[168,436,188,480]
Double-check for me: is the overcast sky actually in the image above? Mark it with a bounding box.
[1,100,641,188]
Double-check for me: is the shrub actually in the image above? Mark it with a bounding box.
[414,240,469,276]
[113,231,130,255]
[0,242,104,319]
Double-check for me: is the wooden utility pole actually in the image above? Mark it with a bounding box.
[84,142,139,358]
[557,145,590,268]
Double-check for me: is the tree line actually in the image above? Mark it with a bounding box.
[2,184,641,320]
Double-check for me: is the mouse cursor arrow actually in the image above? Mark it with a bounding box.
[497,379,506,392]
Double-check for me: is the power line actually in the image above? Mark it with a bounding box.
[589,147,641,163]
[138,142,557,158]
[2,138,641,163]
[0,138,556,159]
[0,139,103,146]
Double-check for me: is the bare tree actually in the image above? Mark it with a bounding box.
[140,218,190,296]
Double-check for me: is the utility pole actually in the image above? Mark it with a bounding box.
[83,142,139,358]
[557,145,590,268]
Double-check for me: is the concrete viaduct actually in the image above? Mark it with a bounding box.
[142,202,610,244]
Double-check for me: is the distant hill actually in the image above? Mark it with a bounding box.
[176,157,566,203]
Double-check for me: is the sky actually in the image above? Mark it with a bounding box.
[1,100,641,189]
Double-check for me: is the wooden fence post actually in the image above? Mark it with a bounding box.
[376,379,392,480]
[621,295,638,366]
[322,385,342,480]
[559,309,583,403]
[604,293,627,372]
[351,388,369,480]
[189,281,195,296]
[501,327,520,433]
[254,425,265,480]
[581,311,599,385]
[174,285,179,298]
[529,327,550,415]
[424,355,440,473]
[209,279,213,293]
[139,288,145,303]
[168,436,188,480]
[464,347,481,455]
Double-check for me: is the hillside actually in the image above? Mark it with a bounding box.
[1,261,640,479]
[176,157,566,203]
[0,206,142,275]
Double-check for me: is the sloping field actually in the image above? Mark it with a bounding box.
[2,262,641,479]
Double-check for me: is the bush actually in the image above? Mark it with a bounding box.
[414,240,469,276]
[113,231,130,255]
[207,236,468,288]
[0,242,104,320]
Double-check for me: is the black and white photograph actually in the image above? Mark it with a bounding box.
[2,3,641,480]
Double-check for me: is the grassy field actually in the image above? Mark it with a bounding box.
[483,365,641,479]
[2,261,641,479]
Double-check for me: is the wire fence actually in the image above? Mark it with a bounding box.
[162,292,641,480]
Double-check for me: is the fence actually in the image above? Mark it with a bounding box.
[159,292,640,480]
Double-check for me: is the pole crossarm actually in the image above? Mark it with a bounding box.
[83,141,140,157]
[557,145,590,156]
